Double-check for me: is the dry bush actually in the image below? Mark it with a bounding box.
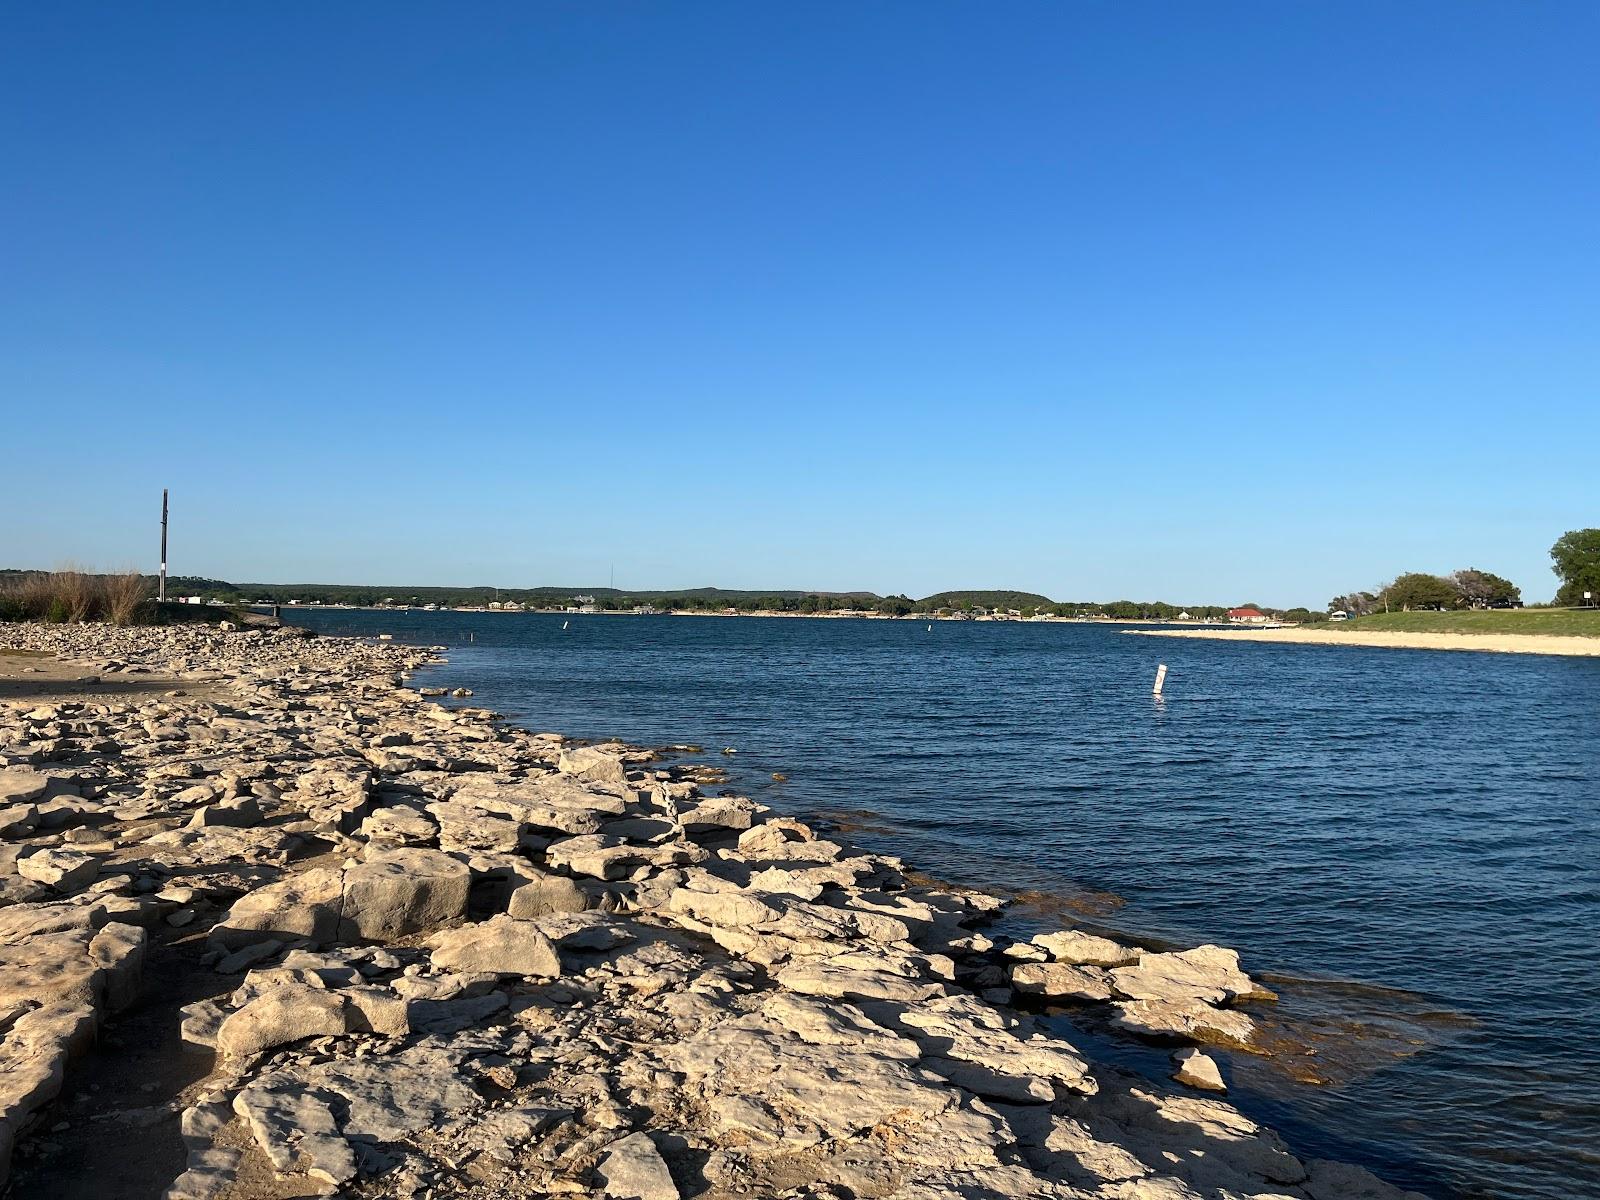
[100,572,150,630]
[8,572,57,618]
[0,567,156,625]
[102,570,151,625]
[54,567,97,622]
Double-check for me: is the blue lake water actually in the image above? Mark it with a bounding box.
[291,609,1600,1199]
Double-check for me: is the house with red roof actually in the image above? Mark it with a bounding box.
[1227,606,1271,624]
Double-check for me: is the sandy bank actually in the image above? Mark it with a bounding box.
[0,622,1428,1200]
[1129,626,1600,657]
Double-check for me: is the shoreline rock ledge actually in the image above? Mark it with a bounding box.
[0,622,1429,1200]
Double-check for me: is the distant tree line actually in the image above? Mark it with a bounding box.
[54,566,1600,622]
[1328,530,1600,615]
[1332,568,1522,615]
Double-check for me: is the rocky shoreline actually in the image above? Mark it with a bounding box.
[0,623,1427,1200]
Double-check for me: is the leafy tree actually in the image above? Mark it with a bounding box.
[876,595,914,617]
[1550,529,1600,606]
[1381,573,1464,612]
[1451,568,1521,609]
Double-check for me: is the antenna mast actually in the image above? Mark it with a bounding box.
[159,489,169,603]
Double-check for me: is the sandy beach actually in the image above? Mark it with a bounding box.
[1129,626,1600,658]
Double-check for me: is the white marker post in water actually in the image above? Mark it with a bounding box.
[1153,663,1168,696]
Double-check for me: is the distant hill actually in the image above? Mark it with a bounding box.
[917,589,1054,611]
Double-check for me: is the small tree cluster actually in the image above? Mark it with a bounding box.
[1332,568,1523,614]
[1450,569,1521,609]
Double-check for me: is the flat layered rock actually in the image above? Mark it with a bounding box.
[16,848,100,892]
[886,993,1095,1103]
[187,793,262,829]
[209,868,344,951]
[546,834,701,880]
[667,887,782,928]
[556,746,630,789]
[338,848,470,942]
[0,1002,99,1156]
[737,819,843,862]
[677,795,756,832]
[233,1080,355,1185]
[1010,961,1116,1001]
[359,802,437,845]
[1110,945,1267,1005]
[448,775,611,834]
[759,992,921,1060]
[0,769,50,807]
[663,1009,958,1148]
[426,799,525,853]
[595,1131,679,1200]
[428,915,561,979]
[1032,929,1141,967]
[1111,996,1256,1045]
[776,953,945,1003]
[0,930,104,1009]
[215,982,349,1060]
[530,910,633,951]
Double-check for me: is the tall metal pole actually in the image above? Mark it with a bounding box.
[159,489,168,603]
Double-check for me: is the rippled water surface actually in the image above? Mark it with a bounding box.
[295,610,1600,1199]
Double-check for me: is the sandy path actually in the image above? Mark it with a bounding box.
[0,648,227,703]
[1128,627,1600,657]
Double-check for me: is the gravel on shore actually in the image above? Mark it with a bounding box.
[0,622,1428,1200]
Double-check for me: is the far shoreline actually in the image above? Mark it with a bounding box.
[263,603,1228,626]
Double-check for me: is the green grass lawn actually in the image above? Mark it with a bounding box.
[1335,609,1600,637]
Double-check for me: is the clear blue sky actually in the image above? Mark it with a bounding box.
[4,3,1595,604]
